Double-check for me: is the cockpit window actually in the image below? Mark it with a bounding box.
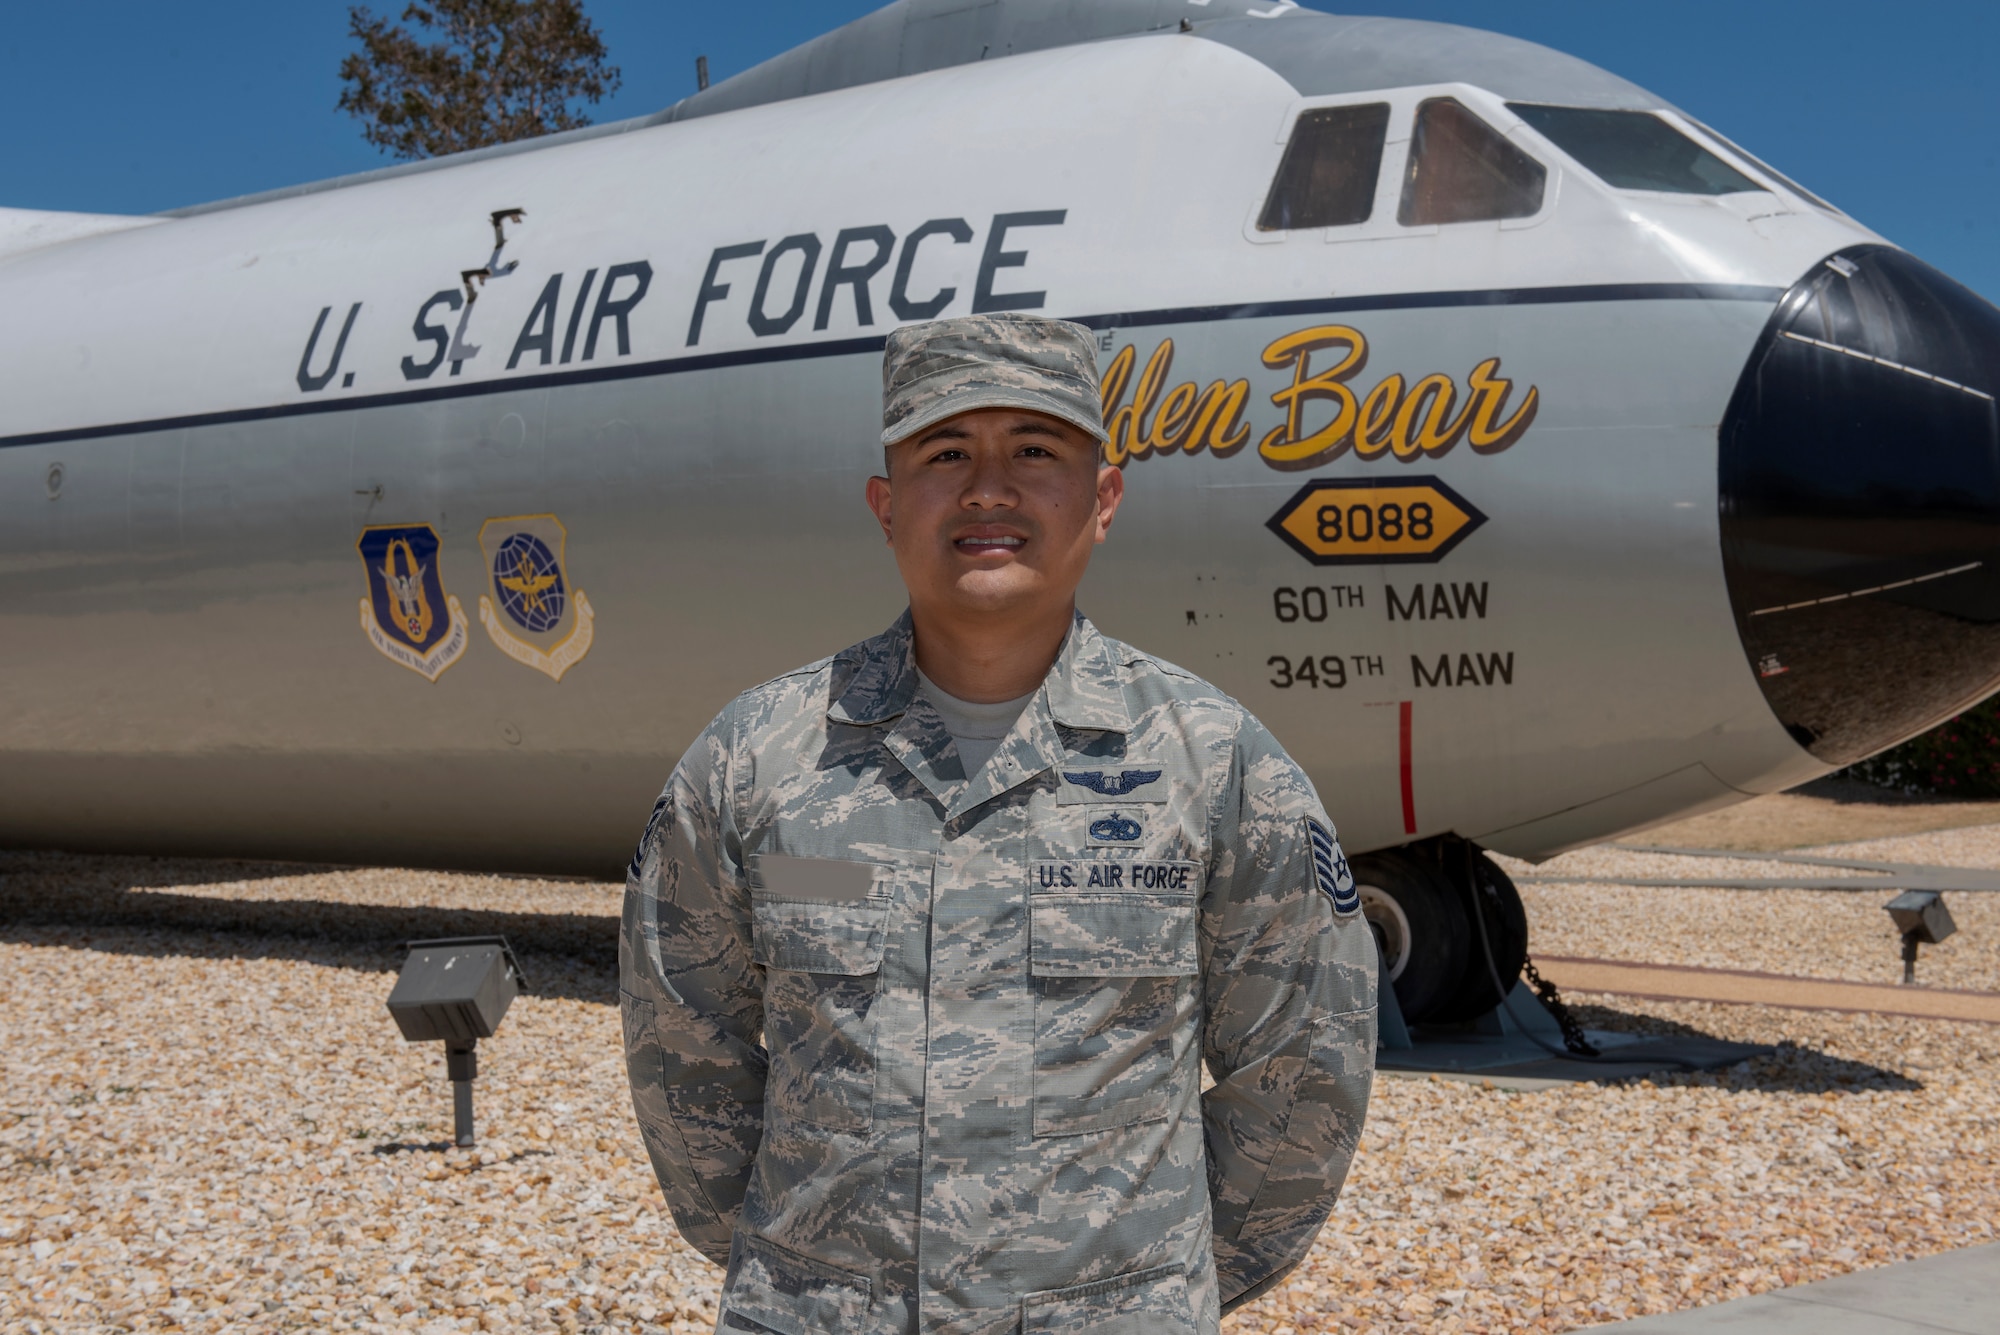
[1399,98,1547,226]
[1684,116,1837,211]
[1508,104,1761,195]
[1257,103,1391,231]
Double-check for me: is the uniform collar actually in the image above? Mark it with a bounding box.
[825,610,922,727]
[826,608,1132,736]
[1043,611,1133,734]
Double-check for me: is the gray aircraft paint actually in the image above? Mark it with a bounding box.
[0,3,1914,874]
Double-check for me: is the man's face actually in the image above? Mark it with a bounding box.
[865,408,1123,621]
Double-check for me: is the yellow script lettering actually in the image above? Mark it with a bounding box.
[1099,339,1255,464]
[1099,329,1536,469]
[1464,357,1539,453]
[1257,325,1368,470]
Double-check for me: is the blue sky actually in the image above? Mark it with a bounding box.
[4,2,1996,298]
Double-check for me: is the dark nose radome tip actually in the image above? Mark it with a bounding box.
[1720,245,2000,766]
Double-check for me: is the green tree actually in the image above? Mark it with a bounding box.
[338,0,621,161]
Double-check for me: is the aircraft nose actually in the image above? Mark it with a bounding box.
[1720,245,2000,765]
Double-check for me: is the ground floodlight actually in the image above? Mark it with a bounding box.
[1883,891,1956,985]
[386,936,527,1147]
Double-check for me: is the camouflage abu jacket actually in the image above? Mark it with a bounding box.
[621,611,1376,1335]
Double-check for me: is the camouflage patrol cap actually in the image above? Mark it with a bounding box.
[881,313,1107,447]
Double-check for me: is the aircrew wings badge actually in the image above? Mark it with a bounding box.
[476,514,594,681]
[1306,816,1359,915]
[1062,769,1163,797]
[356,523,469,682]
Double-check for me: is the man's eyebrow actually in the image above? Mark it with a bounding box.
[916,424,975,445]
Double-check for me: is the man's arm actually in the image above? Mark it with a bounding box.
[620,712,767,1266]
[1200,716,1377,1313]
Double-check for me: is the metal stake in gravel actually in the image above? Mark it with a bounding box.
[385,936,527,1147]
[1885,890,1958,985]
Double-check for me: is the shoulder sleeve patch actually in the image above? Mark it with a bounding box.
[627,792,672,883]
[1305,816,1359,915]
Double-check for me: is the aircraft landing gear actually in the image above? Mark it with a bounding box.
[1351,837,1527,1025]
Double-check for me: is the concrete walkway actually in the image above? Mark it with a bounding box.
[1536,956,2000,1025]
[1592,1241,2000,1332]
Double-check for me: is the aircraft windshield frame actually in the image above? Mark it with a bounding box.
[1399,97,1548,227]
[1257,102,1393,232]
[1507,103,1763,197]
[1677,113,1842,214]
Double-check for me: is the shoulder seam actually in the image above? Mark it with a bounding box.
[739,654,837,700]
[1129,653,1252,724]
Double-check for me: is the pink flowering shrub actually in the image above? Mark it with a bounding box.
[1843,695,2000,796]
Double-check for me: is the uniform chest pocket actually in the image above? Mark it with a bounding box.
[751,891,889,1134]
[1028,869,1201,1138]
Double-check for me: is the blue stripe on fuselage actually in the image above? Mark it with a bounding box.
[0,281,1782,450]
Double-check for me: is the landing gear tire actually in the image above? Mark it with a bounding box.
[1351,849,1468,1025]
[1426,849,1529,1024]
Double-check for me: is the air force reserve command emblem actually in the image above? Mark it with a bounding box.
[356,524,469,682]
[476,514,595,681]
[1307,816,1359,915]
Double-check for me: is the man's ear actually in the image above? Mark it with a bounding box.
[1093,463,1125,544]
[865,474,894,544]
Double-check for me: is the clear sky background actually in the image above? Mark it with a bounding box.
[4,2,1995,298]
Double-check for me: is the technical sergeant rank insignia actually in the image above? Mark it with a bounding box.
[356,523,469,682]
[1306,816,1358,915]
[476,513,595,681]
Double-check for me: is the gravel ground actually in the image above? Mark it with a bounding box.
[0,922,717,1335]
[1636,779,2000,852]
[5,841,1998,1334]
[1235,999,1998,1334]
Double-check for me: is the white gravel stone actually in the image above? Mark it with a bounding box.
[4,836,1997,1334]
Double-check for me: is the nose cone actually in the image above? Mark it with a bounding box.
[1721,246,2000,765]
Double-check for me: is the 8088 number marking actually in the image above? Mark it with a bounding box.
[1268,654,1348,689]
[1316,500,1433,544]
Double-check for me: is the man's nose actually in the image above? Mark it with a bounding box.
[961,452,1018,506]
[1720,245,2000,764]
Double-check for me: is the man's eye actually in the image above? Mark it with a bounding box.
[1018,445,1055,458]
[929,448,969,462]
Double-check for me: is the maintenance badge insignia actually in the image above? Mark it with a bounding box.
[356,523,469,682]
[476,513,594,681]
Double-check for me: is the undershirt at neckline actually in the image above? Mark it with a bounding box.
[916,669,1035,776]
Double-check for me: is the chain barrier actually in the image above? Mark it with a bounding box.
[1520,953,1599,1057]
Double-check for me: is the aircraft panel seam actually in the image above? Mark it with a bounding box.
[1780,330,1995,400]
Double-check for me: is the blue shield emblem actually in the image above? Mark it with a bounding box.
[492,531,567,633]
[477,514,595,680]
[356,523,468,681]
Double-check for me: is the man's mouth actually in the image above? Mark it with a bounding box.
[955,535,1025,551]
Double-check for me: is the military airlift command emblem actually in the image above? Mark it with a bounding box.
[476,513,595,681]
[356,524,469,682]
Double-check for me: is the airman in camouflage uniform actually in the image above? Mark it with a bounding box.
[622,314,1376,1335]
